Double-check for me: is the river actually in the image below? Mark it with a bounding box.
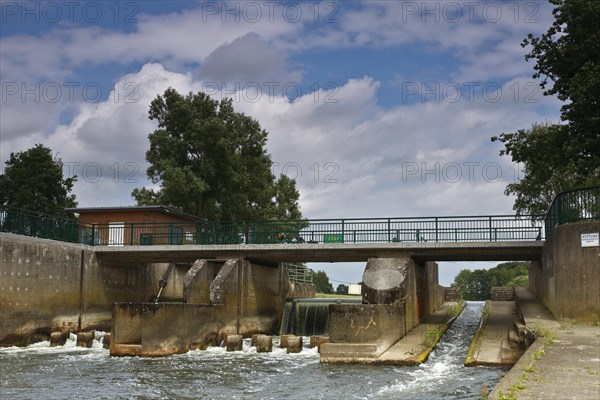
[0,302,504,399]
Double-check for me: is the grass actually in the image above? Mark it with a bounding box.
[421,327,444,348]
[497,390,516,400]
[315,293,361,299]
[448,300,465,318]
[524,364,537,373]
[530,323,558,345]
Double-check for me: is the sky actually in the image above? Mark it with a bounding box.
[0,0,561,286]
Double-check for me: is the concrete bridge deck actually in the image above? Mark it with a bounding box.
[94,241,544,264]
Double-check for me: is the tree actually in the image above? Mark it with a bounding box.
[132,88,302,221]
[313,270,334,294]
[492,0,600,215]
[451,262,530,300]
[336,284,349,295]
[0,144,77,215]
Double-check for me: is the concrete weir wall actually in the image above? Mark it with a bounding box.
[530,221,600,322]
[0,233,147,345]
[321,258,446,362]
[111,259,298,356]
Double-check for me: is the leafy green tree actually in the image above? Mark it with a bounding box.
[132,88,302,221]
[313,270,334,294]
[491,123,581,216]
[451,262,530,300]
[492,0,600,215]
[336,284,349,295]
[0,144,77,215]
[506,275,529,288]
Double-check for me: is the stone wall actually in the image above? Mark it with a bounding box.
[0,233,147,345]
[444,287,462,302]
[530,221,600,322]
[491,287,515,301]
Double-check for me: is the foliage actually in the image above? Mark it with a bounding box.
[313,270,334,294]
[0,144,77,215]
[451,262,529,300]
[335,284,349,295]
[132,88,302,221]
[492,0,600,215]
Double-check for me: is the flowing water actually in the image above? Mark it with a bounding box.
[280,298,362,336]
[0,302,504,399]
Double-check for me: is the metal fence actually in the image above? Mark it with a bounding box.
[284,263,314,283]
[0,207,80,243]
[544,185,600,237]
[2,207,549,246]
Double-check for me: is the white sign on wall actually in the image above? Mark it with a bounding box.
[581,232,599,247]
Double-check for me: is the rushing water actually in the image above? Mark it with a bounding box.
[0,302,503,399]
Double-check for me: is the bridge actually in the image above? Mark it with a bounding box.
[0,186,598,360]
[93,241,544,264]
[1,211,547,263]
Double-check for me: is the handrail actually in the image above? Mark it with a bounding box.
[544,185,600,237]
[1,205,548,246]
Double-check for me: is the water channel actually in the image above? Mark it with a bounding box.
[0,302,504,399]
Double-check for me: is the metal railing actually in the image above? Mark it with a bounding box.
[5,186,598,247]
[0,207,80,243]
[544,185,600,237]
[84,215,544,246]
[284,263,314,283]
[1,207,548,246]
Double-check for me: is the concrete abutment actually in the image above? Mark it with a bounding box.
[320,258,449,363]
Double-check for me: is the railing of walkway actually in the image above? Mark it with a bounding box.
[544,185,600,237]
[2,207,545,245]
[0,207,80,243]
[18,204,600,246]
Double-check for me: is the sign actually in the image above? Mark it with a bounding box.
[581,232,599,247]
[324,234,344,243]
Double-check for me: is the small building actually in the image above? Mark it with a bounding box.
[66,206,206,246]
[348,283,362,296]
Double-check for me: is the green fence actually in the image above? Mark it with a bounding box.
[1,207,550,246]
[544,185,600,237]
[84,215,544,245]
[0,207,80,243]
[12,187,600,246]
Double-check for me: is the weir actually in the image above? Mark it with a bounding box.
[279,298,361,337]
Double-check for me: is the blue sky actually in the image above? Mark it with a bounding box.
[0,1,561,286]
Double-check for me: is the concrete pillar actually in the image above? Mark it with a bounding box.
[251,333,261,348]
[362,258,410,304]
[225,334,243,351]
[102,333,111,350]
[280,335,291,349]
[286,335,303,354]
[50,332,69,347]
[255,335,273,353]
[191,332,221,351]
[310,335,329,352]
[76,331,95,348]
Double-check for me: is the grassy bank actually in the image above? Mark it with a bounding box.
[315,293,361,299]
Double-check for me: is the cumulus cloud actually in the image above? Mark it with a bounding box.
[197,32,300,83]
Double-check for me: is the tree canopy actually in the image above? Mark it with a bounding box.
[132,88,302,221]
[0,144,77,215]
[313,270,334,294]
[492,0,600,215]
[451,262,529,301]
[336,284,349,295]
